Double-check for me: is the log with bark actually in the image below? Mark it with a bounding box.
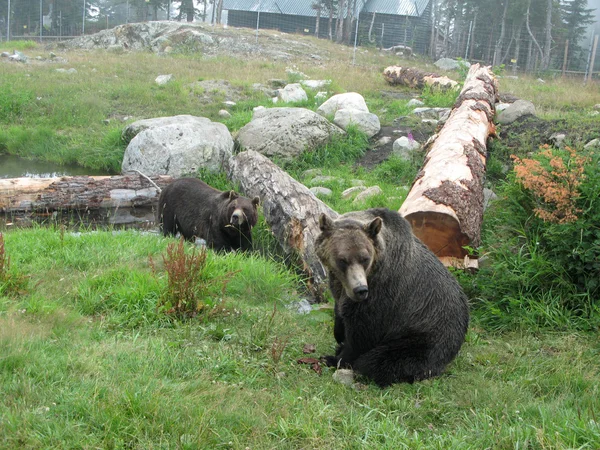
[228,150,338,301]
[0,174,173,227]
[399,63,498,268]
[383,66,459,90]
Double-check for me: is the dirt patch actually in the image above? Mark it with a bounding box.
[356,121,438,170]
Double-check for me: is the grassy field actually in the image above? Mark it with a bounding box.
[2,30,600,449]
[1,228,599,449]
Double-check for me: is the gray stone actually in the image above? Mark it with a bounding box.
[218,109,232,118]
[353,186,383,203]
[8,51,27,62]
[483,188,498,211]
[333,108,381,138]
[495,103,511,113]
[277,83,308,103]
[310,175,336,184]
[301,79,331,89]
[223,100,236,107]
[407,98,425,107]
[497,99,536,124]
[434,58,470,71]
[1,52,10,58]
[236,107,345,161]
[584,138,600,149]
[342,186,366,199]
[155,74,173,85]
[549,133,567,148]
[310,187,333,197]
[302,168,322,178]
[392,136,421,159]
[317,92,369,117]
[412,107,451,120]
[121,115,233,177]
[55,68,77,74]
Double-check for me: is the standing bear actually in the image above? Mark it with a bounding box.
[316,208,469,387]
[158,178,259,252]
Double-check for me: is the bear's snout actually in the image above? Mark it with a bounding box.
[353,285,369,301]
[230,209,245,226]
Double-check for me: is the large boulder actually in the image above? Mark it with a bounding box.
[333,109,381,138]
[496,99,536,124]
[236,107,345,161]
[121,115,233,176]
[317,92,369,117]
[276,83,308,103]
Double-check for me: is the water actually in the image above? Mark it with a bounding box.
[0,154,112,179]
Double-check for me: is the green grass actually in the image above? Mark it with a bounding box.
[1,228,599,448]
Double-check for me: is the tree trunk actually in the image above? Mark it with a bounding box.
[493,0,509,67]
[369,12,376,43]
[0,175,173,227]
[315,8,321,37]
[542,0,552,69]
[335,0,346,42]
[228,151,338,301]
[398,64,498,269]
[383,66,459,90]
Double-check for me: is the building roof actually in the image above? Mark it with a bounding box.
[362,0,429,16]
[223,0,430,18]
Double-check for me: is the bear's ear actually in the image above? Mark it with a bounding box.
[365,217,382,239]
[225,190,238,200]
[252,196,260,208]
[319,213,334,232]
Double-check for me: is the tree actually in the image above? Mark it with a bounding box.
[561,0,596,70]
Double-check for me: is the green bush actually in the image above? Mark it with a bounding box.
[470,146,600,330]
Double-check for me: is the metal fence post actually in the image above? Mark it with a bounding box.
[7,0,10,41]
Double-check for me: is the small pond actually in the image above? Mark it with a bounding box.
[0,154,113,179]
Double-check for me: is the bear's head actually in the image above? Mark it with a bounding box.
[316,213,382,302]
[223,190,260,232]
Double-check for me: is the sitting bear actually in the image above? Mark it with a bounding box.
[315,208,469,387]
[158,178,259,252]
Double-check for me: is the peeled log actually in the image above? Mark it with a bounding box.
[228,150,338,300]
[0,174,173,227]
[399,64,498,268]
[383,66,459,90]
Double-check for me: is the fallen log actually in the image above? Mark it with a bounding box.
[383,66,459,90]
[228,150,338,301]
[399,63,498,268]
[0,174,173,227]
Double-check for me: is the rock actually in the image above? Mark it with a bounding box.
[374,136,392,148]
[584,138,600,149]
[218,109,231,118]
[310,175,336,184]
[317,92,369,117]
[55,68,77,74]
[253,106,266,114]
[333,109,381,138]
[353,186,383,203]
[155,74,173,85]
[302,168,322,178]
[310,187,333,197]
[495,103,511,113]
[223,100,236,107]
[301,79,331,89]
[483,188,498,211]
[549,132,567,148]
[236,107,345,161]
[594,104,600,110]
[342,186,366,199]
[392,136,421,160]
[277,83,308,103]
[121,115,233,177]
[434,58,470,71]
[497,99,536,124]
[332,369,355,386]
[412,107,451,120]
[49,52,57,58]
[407,98,425,107]
[9,51,28,62]
[1,52,9,57]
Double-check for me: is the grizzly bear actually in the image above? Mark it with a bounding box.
[316,208,469,387]
[157,178,259,252]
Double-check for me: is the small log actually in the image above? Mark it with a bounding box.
[399,63,498,268]
[0,174,173,226]
[383,66,459,90]
[228,150,338,300]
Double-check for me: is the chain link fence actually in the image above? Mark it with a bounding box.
[1,0,598,77]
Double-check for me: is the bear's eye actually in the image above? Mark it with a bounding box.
[359,255,371,267]
[336,258,349,269]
